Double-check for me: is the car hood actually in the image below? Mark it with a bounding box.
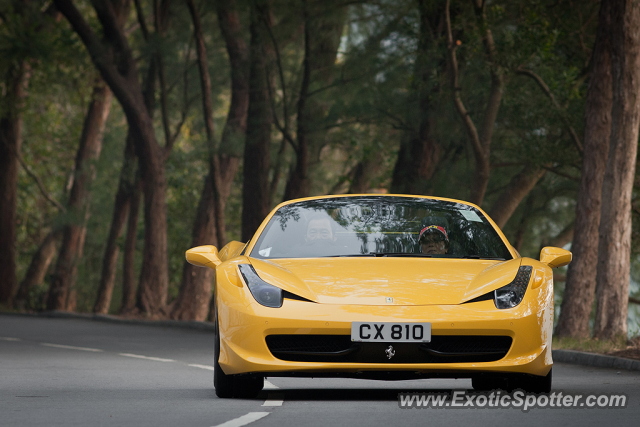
[249,257,522,306]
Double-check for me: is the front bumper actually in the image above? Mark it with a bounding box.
[216,284,554,378]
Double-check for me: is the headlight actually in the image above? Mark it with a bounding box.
[494,266,533,309]
[238,264,283,308]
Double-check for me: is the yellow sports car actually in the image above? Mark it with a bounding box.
[186,195,571,398]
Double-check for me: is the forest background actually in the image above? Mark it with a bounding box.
[1,0,639,344]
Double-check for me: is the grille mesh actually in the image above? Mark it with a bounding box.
[265,334,512,363]
[266,335,352,353]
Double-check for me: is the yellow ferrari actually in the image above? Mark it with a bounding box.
[186,195,571,398]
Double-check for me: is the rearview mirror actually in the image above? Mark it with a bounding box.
[186,245,222,268]
[539,247,572,268]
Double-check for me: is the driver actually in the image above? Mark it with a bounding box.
[306,217,335,242]
[419,225,449,255]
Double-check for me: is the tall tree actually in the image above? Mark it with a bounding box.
[390,0,443,195]
[593,0,640,340]
[14,230,61,309]
[282,0,346,200]
[186,0,227,248]
[0,60,30,307]
[555,0,612,339]
[488,165,547,228]
[47,80,113,310]
[120,175,141,313]
[348,150,384,194]
[93,0,175,315]
[92,133,137,314]
[0,0,62,307]
[54,0,171,315]
[445,0,504,206]
[242,0,274,241]
[171,0,250,321]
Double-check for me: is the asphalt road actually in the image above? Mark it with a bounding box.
[1,314,639,427]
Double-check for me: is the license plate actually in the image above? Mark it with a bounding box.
[351,322,431,343]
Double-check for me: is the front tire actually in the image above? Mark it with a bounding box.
[213,310,264,399]
[214,318,235,398]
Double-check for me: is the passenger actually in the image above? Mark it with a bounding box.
[419,225,450,255]
[305,216,336,242]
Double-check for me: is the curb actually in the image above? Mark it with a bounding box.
[0,310,216,332]
[552,349,640,372]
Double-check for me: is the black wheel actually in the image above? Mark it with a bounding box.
[213,310,264,399]
[472,376,508,391]
[510,368,552,394]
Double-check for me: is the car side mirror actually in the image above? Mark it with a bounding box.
[186,245,222,268]
[539,246,572,268]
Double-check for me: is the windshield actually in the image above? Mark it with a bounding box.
[250,196,513,260]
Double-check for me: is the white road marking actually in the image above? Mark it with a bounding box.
[119,353,174,362]
[211,412,269,427]
[188,364,216,371]
[41,343,103,352]
[262,393,284,407]
[0,337,21,341]
[263,380,278,389]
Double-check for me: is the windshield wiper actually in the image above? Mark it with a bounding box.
[374,252,437,257]
[333,254,376,257]
[334,253,507,260]
[336,252,436,257]
[461,255,506,260]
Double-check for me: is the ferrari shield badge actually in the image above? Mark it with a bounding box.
[385,345,395,360]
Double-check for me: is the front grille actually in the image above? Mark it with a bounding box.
[265,335,512,363]
[266,335,353,354]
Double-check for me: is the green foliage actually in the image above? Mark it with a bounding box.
[6,0,634,328]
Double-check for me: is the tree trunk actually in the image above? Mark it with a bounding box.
[349,151,384,194]
[132,119,169,316]
[242,0,275,241]
[216,0,250,203]
[172,0,249,321]
[186,0,226,249]
[593,0,640,340]
[172,176,217,321]
[390,0,441,195]
[445,0,503,207]
[284,0,346,200]
[65,221,88,312]
[14,230,61,309]
[121,177,141,314]
[0,61,30,307]
[283,3,312,201]
[47,81,113,310]
[93,133,136,314]
[513,195,535,252]
[488,165,546,229]
[91,17,163,316]
[555,0,612,339]
[54,0,171,316]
